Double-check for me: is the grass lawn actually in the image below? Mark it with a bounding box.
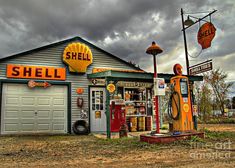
[0,125,234,168]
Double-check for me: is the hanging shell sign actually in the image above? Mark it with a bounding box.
[63,42,93,73]
[197,22,216,49]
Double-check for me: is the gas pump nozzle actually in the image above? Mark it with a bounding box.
[169,82,175,94]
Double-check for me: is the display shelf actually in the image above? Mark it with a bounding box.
[124,87,146,101]
[125,100,146,103]
[124,87,148,116]
[126,115,147,117]
[125,100,146,115]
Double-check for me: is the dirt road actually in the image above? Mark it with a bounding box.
[0,124,234,168]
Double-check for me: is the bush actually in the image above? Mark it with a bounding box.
[199,117,235,124]
[222,118,235,124]
[205,130,235,140]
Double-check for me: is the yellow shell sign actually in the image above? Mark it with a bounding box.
[63,42,93,73]
[107,83,116,93]
[183,104,189,113]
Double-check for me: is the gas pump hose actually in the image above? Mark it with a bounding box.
[168,91,180,120]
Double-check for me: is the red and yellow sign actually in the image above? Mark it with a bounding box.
[28,80,51,88]
[92,67,144,74]
[107,83,116,93]
[197,22,216,49]
[63,42,93,73]
[7,64,66,80]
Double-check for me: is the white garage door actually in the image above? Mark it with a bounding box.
[1,83,68,134]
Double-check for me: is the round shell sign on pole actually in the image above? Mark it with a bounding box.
[197,22,216,49]
[107,83,116,93]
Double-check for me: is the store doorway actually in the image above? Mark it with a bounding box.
[90,87,106,132]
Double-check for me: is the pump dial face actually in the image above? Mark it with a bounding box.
[180,81,188,95]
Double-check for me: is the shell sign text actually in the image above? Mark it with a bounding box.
[63,42,93,73]
[197,22,216,49]
[6,64,66,80]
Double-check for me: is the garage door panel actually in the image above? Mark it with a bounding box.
[21,119,35,124]
[1,83,68,134]
[37,119,50,123]
[52,123,65,131]
[52,119,66,123]
[5,97,19,106]
[5,84,20,93]
[53,87,67,94]
[36,107,53,111]
[37,110,50,118]
[4,109,19,118]
[4,119,19,124]
[37,97,51,106]
[21,123,35,131]
[37,123,50,131]
[21,110,35,118]
[52,110,66,118]
[4,123,19,132]
[53,98,65,105]
[21,97,35,106]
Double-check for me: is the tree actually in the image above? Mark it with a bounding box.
[204,69,233,116]
[232,97,235,109]
[197,83,213,121]
[225,98,232,109]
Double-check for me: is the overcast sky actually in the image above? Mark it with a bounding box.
[0,0,234,81]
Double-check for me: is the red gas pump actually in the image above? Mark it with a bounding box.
[110,99,126,132]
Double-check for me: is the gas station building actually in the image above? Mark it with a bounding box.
[0,36,202,136]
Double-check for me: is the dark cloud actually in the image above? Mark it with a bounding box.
[0,0,205,52]
[0,0,234,80]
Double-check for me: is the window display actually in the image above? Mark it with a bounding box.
[124,88,147,116]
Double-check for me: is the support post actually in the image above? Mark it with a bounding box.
[181,8,190,75]
[159,97,163,128]
[105,77,111,139]
[190,82,197,130]
[153,54,160,133]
